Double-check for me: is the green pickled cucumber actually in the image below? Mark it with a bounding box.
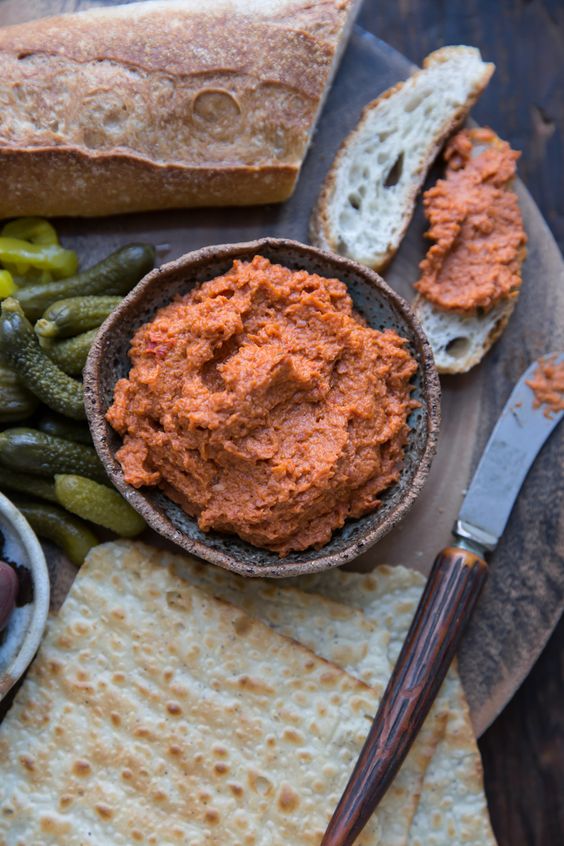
[0,428,106,483]
[0,363,39,422]
[12,498,98,566]
[0,468,57,503]
[55,474,146,538]
[39,329,98,376]
[15,244,155,320]
[36,411,93,445]
[0,298,85,419]
[35,295,122,339]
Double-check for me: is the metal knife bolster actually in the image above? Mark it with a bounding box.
[454,354,564,556]
[454,520,497,554]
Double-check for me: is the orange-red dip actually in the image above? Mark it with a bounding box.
[415,128,527,313]
[107,256,418,555]
[526,356,564,419]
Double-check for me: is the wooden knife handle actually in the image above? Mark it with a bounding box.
[320,546,489,846]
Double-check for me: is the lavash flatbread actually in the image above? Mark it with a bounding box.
[118,542,497,846]
[117,542,436,846]
[0,543,391,846]
[290,567,498,846]
[104,541,496,846]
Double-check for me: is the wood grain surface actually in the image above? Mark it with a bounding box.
[360,4,564,845]
[0,2,562,845]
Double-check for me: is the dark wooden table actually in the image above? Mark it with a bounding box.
[358,2,564,845]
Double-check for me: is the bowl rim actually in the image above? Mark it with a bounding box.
[0,491,50,700]
[84,237,441,577]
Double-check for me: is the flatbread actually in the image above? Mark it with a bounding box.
[117,542,437,846]
[0,543,388,846]
[290,567,498,846]
[106,542,497,846]
[0,541,497,846]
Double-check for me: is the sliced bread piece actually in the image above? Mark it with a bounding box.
[310,46,494,269]
[412,295,516,374]
[413,128,526,374]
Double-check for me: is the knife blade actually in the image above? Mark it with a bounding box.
[321,353,564,846]
[456,353,564,552]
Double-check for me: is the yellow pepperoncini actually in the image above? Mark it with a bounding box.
[0,237,78,279]
[1,217,59,246]
[0,270,17,299]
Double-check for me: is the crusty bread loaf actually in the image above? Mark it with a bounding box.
[0,0,361,217]
[413,130,526,374]
[310,46,494,270]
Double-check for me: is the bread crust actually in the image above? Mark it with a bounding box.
[0,147,299,216]
[309,47,495,270]
[0,0,362,216]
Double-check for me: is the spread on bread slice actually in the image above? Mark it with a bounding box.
[309,46,494,270]
[413,127,527,374]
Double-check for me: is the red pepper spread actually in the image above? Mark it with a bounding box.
[107,256,418,555]
[526,356,564,419]
[415,128,527,314]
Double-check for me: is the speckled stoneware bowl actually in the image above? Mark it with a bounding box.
[0,492,50,700]
[84,238,440,577]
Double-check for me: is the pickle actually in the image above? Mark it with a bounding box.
[0,363,39,422]
[1,218,59,247]
[39,329,98,376]
[55,474,146,538]
[0,298,85,419]
[35,295,122,339]
[15,244,155,320]
[0,428,107,484]
[0,468,57,503]
[12,498,98,566]
[0,237,77,280]
[37,411,93,445]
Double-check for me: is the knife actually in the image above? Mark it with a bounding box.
[321,353,564,846]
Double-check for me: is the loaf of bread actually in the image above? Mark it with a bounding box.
[0,0,361,217]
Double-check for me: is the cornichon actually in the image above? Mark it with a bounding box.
[35,295,122,339]
[0,363,39,422]
[39,329,98,376]
[15,244,156,320]
[11,498,98,566]
[0,428,107,484]
[55,474,146,538]
[0,468,57,503]
[0,237,77,280]
[37,411,93,445]
[0,298,85,419]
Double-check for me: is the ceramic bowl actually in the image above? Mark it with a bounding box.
[0,491,50,701]
[84,238,440,577]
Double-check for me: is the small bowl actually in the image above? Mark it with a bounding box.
[0,492,50,701]
[84,238,440,577]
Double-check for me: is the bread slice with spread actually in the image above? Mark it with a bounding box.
[310,46,494,270]
[413,127,527,374]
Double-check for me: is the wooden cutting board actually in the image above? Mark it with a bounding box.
[1,0,563,736]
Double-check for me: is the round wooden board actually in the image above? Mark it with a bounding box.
[2,0,563,737]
